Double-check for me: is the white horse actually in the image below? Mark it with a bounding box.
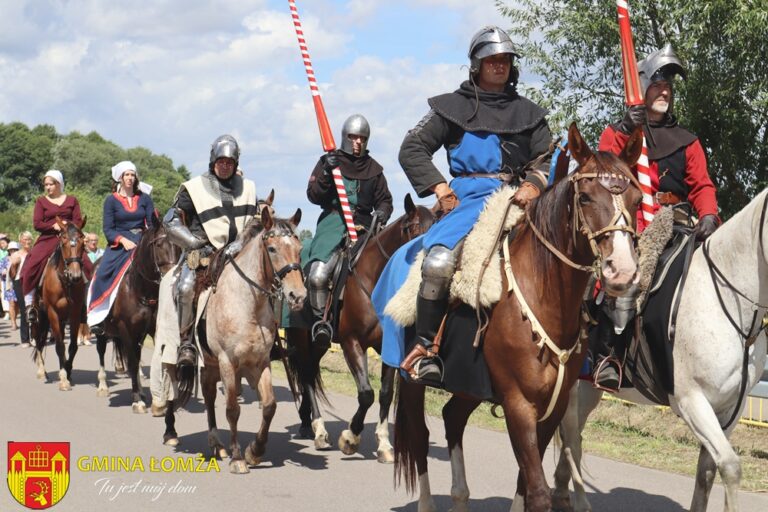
[553,188,768,512]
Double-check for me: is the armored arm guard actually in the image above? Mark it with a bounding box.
[162,207,207,250]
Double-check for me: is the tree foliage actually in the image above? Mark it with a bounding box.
[499,0,768,218]
[0,122,190,243]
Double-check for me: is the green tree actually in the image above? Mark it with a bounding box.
[0,122,57,209]
[499,0,768,218]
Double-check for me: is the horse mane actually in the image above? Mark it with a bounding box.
[528,176,573,271]
[240,215,297,245]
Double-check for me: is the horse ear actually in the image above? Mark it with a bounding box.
[619,126,643,167]
[80,215,87,230]
[265,189,275,206]
[404,193,415,215]
[54,216,65,231]
[568,122,593,167]
[290,208,302,227]
[261,204,274,230]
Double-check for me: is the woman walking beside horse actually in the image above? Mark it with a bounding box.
[21,170,93,336]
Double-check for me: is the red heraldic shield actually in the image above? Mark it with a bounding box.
[7,442,70,509]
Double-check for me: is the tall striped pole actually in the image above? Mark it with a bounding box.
[616,0,654,230]
[288,0,358,243]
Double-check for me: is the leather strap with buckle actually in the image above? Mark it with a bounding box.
[655,191,682,205]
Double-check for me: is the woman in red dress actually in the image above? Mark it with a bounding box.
[20,170,93,324]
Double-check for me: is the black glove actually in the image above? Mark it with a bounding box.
[618,105,647,134]
[373,209,388,225]
[322,151,340,174]
[694,214,719,241]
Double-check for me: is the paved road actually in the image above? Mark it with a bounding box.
[1,322,766,512]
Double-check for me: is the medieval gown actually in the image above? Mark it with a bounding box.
[20,195,93,297]
[87,192,154,326]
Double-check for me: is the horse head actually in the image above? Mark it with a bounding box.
[260,206,306,311]
[150,213,181,277]
[55,215,86,282]
[402,193,436,242]
[565,122,643,296]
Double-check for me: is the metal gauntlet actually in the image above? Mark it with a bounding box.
[162,208,207,250]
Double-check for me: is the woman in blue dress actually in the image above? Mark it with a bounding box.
[87,161,155,333]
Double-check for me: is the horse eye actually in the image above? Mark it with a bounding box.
[267,246,277,254]
[578,194,592,205]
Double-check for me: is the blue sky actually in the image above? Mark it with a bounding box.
[0,0,513,228]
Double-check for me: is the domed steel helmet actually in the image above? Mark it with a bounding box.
[209,134,240,169]
[638,44,687,94]
[340,114,370,155]
[468,25,520,76]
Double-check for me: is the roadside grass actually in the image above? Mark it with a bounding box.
[272,349,768,492]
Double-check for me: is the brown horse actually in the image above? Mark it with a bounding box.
[286,194,436,461]
[164,207,306,473]
[33,217,88,391]
[94,214,180,413]
[393,124,644,512]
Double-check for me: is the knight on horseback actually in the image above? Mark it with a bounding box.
[593,44,721,391]
[397,26,553,383]
[305,114,393,347]
[162,134,259,377]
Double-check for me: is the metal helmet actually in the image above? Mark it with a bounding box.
[638,44,687,93]
[209,134,240,168]
[340,114,370,155]
[468,25,520,75]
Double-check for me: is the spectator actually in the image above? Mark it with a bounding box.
[9,232,33,345]
[1,242,20,329]
[0,233,8,318]
[85,233,105,263]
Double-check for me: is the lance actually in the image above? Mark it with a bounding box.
[288,0,358,244]
[616,0,654,229]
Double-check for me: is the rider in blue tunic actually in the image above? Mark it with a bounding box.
[87,161,155,333]
[378,26,553,383]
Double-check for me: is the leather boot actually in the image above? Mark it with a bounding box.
[594,355,622,393]
[176,294,198,371]
[400,296,446,383]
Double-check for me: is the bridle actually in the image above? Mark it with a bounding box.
[225,226,303,302]
[525,158,640,275]
[57,228,85,285]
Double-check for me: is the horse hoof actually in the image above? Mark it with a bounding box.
[36,371,46,380]
[132,402,147,414]
[217,448,229,460]
[163,435,179,447]
[314,433,331,451]
[229,459,249,474]
[59,382,72,391]
[298,425,313,439]
[150,402,167,417]
[338,430,360,455]
[96,387,109,397]
[377,447,395,464]
[245,445,262,467]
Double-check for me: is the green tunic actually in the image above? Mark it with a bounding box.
[304,174,358,265]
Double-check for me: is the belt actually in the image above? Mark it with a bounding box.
[655,191,683,206]
[460,173,514,183]
[128,228,144,235]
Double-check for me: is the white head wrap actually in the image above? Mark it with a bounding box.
[111,161,138,183]
[138,182,153,196]
[44,169,65,190]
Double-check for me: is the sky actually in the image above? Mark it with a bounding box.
[0,0,514,229]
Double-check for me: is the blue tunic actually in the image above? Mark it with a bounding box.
[87,192,154,313]
[374,131,506,366]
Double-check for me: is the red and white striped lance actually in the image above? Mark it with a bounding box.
[616,0,654,229]
[288,0,358,243]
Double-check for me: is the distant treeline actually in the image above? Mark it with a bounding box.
[0,122,190,243]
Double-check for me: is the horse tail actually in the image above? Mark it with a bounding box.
[285,340,330,405]
[176,364,196,408]
[110,336,127,374]
[393,376,421,495]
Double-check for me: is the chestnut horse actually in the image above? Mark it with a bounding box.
[94,214,180,413]
[33,217,88,391]
[286,194,436,461]
[166,208,306,473]
[393,124,643,512]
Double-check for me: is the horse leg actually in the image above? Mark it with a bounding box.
[220,359,247,474]
[201,365,227,459]
[552,381,602,512]
[118,324,147,413]
[34,310,49,381]
[245,364,276,467]
[163,399,179,446]
[501,395,550,512]
[96,334,110,397]
[338,336,373,456]
[690,444,718,512]
[394,379,436,512]
[50,313,73,391]
[443,395,482,512]
[375,363,396,463]
[676,391,742,512]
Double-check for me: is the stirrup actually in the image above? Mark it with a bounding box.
[593,356,623,393]
[177,342,198,368]
[311,320,333,349]
[26,307,38,325]
[411,356,443,385]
